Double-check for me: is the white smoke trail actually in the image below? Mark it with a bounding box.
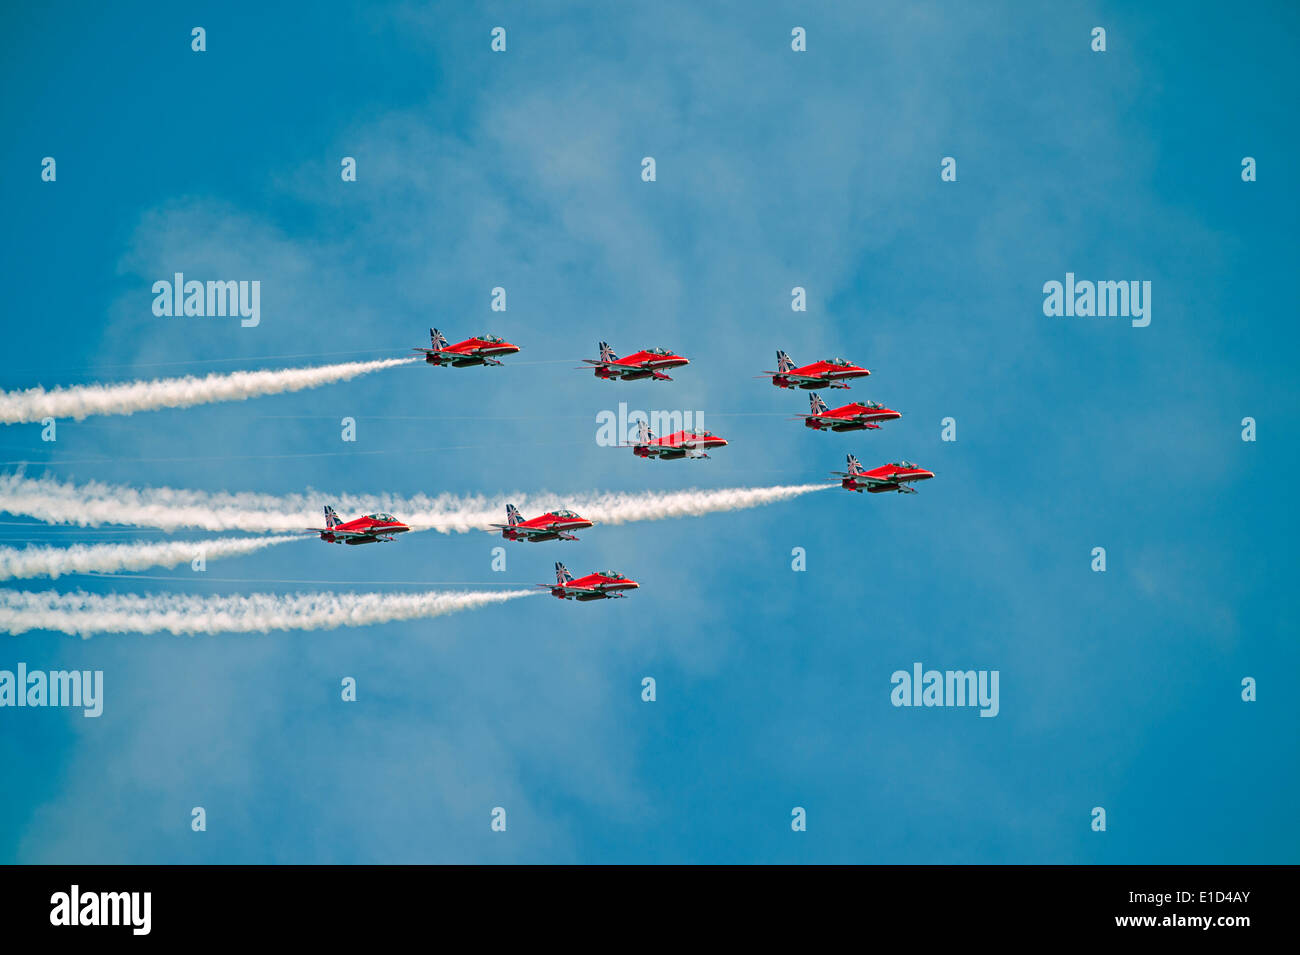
[0,357,417,424]
[0,535,298,581]
[0,588,537,637]
[574,485,830,526]
[0,473,832,532]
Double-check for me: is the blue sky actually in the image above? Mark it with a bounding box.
[1,0,1296,863]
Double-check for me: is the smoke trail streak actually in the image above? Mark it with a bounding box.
[0,357,417,424]
[0,535,298,581]
[0,473,832,532]
[573,485,831,526]
[0,588,537,637]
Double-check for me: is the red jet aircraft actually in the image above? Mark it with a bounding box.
[413,328,520,367]
[801,393,901,431]
[308,505,410,544]
[833,455,934,494]
[582,341,690,381]
[764,349,871,390]
[490,504,595,542]
[542,562,639,601]
[630,420,728,459]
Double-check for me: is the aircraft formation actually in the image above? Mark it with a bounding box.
[315,328,937,598]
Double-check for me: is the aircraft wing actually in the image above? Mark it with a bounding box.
[417,346,505,365]
[764,369,818,381]
[770,371,851,387]
[494,524,545,537]
[841,416,882,428]
[544,584,624,597]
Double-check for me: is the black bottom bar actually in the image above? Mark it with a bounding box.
[0,865,1288,941]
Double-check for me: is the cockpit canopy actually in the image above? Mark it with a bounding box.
[552,508,577,518]
[891,461,918,470]
[596,570,623,579]
[646,346,673,356]
[861,401,883,410]
[826,357,854,367]
[478,334,504,344]
[367,513,397,522]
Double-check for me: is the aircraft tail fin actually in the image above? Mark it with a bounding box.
[505,504,523,526]
[599,341,617,362]
[635,419,653,445]
[555,562,574,585]
[846,454,864,475]
[809,393,829,414]
[430,328,449,351]
[324,505,342,528]
[776,349,795,373]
